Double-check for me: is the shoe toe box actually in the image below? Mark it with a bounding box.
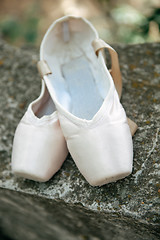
[12,119,67,182]
[67,121,133,186]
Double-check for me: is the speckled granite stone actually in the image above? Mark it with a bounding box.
[0,39,160,240]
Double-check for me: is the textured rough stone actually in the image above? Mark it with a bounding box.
[0,39,160,239]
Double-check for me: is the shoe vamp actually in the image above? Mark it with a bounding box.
[66,121,133,179]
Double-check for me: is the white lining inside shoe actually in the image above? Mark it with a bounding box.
[49,52,111,120]
[61,56,104,119]
[32,86,56,118]
[42,18,111,120]
[36,96,55,118]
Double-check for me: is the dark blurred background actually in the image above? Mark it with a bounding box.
[0,0,159,47]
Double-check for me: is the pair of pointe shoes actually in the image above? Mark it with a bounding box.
[11,16,137,186]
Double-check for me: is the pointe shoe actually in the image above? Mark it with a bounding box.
[38,15,138,186]
[11,80,68,182]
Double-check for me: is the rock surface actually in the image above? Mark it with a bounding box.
[0,39,160,240]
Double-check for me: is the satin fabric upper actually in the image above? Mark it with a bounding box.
[11,81,68,181]
[39,16,134,186]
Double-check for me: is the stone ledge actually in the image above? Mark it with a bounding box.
[0,39,160,239]
[0,188,159,240]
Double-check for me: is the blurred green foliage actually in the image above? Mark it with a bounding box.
[0,18,22,42]
[0,2,39,45]
[110,5,160,43]
[140,8,160,36]
[0,16,39,44]
[0,1,159,45]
